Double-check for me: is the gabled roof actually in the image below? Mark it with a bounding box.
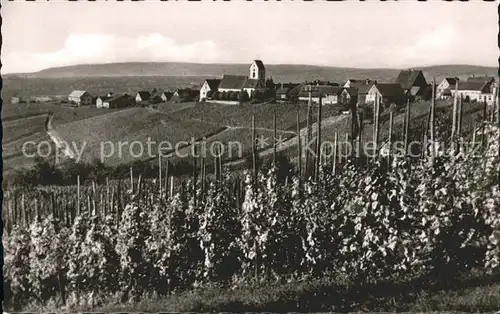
[457,81,488,91]
[395,69,425,90]
[251,60,265,70]
[467,75,494,84]
[243,79,260,89]
[69,90,88,98]
[205,79,221,90]
[104,94,130,103]
[356,84,373,95]
[136,91,151,99]
[372,83,406,98]
[219,75,248,90]
[342,87,358,96]
[443,77,459,86]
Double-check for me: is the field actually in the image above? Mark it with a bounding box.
[53,107,225,165]
[170,101,343,131]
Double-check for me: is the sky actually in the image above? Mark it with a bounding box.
[1,1,498,74]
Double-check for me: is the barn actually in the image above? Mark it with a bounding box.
[68,90,92,106]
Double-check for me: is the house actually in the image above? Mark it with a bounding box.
[135,91,151,103]
[218,60,266,97]
[298,85,343,105]
[200,79,221,101]
[10,97,20,104]
[96,96,112,108]
[452,76,497,105]
[395,69,428,97]
[366,83,406,107]
[68,90,92,106]
[354,84,374,106]
[437,77,459,99]
[274,83,300,101]
[339,87,358,106]
[160,91,172,102]
[149,93,165,104]
[102,94,135,109]
[171,88,199,103]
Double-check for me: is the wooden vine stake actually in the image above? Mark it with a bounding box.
[296,107,302,179]
[482,100,488,151]
[159,154,162,195]
[451,81,458,142]
[251,114,257,182]
[429,78,436,165]
[388,111,393,168]
[332,131,338,176]
[372,96,380,161]
[315,95,322,182]
[457,94,464,153]
[130,166,134,194]
[305,86,313,178]
[165,159,169,198]
[273,110,277,166]
[404,98,410,157]
[77,175,81,216]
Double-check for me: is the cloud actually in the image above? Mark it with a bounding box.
[2,33,223,74]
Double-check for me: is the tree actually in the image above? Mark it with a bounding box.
[252,89,263,101]
[238,90,249,102]
[206,90,213,98]
[212,91,219,100]
[230,91,239,101]
[265,77,275,89]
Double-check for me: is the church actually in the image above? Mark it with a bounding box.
[217,60,266,97]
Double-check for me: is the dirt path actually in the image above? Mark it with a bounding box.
[45,113,77,159]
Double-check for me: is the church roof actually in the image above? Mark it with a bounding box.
[219,75,248,90]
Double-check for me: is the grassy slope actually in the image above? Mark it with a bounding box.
[54,107,225,166]
[171,102,342,131]
[2,103,126,176]
[30,272,500,312]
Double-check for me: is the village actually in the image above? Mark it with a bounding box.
[9,60,498,112]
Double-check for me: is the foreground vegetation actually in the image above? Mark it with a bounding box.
[3,119,499,311]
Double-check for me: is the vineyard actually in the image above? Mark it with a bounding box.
[2,89,500,311]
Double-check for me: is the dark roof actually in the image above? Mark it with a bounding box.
[243,79,260,89]
[105,94,130,103]
[457,81,488,91]
[342,87,358,96]
[444,77,459,86]
[356,84,373,95]
[395,69,425,90]
[467,76,494,83]
[219,75,248,90]
[252,60,265,70]
[373,83,406,98]
[136,91,151,100]
[299,85,343,98]
[205,79,221,90]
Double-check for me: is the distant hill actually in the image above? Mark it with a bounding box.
[4,62,497,84]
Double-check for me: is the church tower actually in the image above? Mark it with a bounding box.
[249,60,266,83]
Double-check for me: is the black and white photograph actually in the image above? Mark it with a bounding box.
[1,0,499,312]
